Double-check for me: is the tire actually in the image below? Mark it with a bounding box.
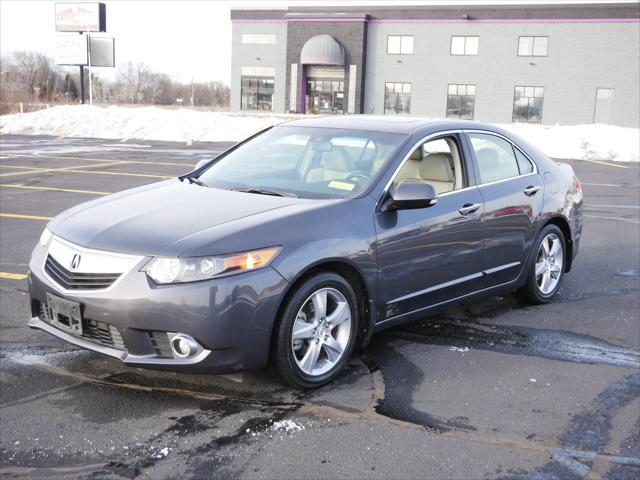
[517,224,567,305]
[272,272,359,389]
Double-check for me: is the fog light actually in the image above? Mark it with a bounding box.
[170,334,198,358]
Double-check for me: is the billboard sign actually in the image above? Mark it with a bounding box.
[55,2,106,32]
[56,34,88,65]
[89,37,115,67]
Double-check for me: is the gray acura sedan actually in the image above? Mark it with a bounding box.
[28,116,583,388]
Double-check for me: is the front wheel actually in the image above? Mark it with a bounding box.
[517,224,566,304]
[272,272,358,389]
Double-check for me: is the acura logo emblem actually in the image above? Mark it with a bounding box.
[69,254,81,270]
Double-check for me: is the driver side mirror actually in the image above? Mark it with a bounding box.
[381,180,438,212]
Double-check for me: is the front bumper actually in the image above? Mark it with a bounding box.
[28,239,289,374]
[28,315,211,365]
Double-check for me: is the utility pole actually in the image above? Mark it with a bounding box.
[86,27,93,105]
[79,32,85,104]
[79,65,85,104]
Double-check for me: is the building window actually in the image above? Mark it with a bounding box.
[513,86,544,123]
[451,36,479,55]
[518,36,548,56]
[241,77,274,111]
[446,84,476,119]
[384,82,411,115]
[387,35,414,55]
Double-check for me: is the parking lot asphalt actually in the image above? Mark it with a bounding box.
[0,133,638,480]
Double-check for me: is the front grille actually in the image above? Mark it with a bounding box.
[45,255,120,290]
[39,302,125,350]
[149,331,174,358]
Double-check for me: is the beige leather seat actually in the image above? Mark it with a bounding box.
[395,148,455,193]
[395,148,424,182]
[420,153,455,194]
[306,149,354,183]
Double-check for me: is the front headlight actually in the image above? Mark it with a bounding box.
[39,228,53,247]
[143,246,282,285]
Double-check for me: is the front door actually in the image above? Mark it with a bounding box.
[375,134,485,323]
[306,79,344,114]
[465,131,544,286]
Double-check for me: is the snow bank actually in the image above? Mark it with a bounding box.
[1,105,638,162]
[0,105,301,143]
[498,123,639,163]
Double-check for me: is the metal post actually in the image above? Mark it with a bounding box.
[79,66,85,104]
[87,30,93,105]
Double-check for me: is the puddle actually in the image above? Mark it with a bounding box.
[384,318,640,368]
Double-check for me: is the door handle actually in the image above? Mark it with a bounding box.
[523,185,541,196]
[459,203,481,216]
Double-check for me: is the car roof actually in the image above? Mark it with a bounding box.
[278,115,494,135]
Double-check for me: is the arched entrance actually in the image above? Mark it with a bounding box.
[300,35,345,114]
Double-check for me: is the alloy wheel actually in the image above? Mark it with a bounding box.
[535,233,564,295]
[291,287,352,377]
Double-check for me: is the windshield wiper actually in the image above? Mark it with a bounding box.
[231,187,298,198]
[181,176,207,187]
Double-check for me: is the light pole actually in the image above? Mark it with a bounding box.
[86,27,93,105]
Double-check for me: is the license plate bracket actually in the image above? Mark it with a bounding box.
[46,293,83,335]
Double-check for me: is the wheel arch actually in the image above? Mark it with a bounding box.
[272,259,375,354]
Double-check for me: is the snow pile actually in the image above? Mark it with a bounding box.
[499,122,639,163]
[0,105,301,143]
[271,419,306,434]
[1,105,638,162]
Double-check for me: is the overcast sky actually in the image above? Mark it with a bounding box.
[0,0,635,84]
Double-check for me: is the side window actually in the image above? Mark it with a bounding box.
[468,133,520,184]
[514,148,534,174]
[394,136,466,194]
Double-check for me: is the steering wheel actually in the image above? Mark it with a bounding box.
[347,172,372,184]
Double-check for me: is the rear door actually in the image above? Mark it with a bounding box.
[464,131,544,286]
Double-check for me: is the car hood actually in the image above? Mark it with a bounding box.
[48,180,308,256]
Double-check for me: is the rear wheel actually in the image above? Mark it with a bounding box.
[273,272,358,389]
[517,224,566,304]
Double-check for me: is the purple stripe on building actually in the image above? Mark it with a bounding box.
[232,17,640,24]
[368,17,640,24]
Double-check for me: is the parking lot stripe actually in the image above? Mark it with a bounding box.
[0,213,52,220]
[63,169,173,179]
[586,203,640,210]
[0,162,128,177]
[582,159,629,169]
[0,153,193,168]
[0,184,110,195]
[0,272,27,280]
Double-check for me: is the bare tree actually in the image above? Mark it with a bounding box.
[1,50,230,111]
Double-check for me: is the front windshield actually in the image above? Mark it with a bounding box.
[196,126,407,199]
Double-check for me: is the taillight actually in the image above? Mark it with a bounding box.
[575,178,582,193]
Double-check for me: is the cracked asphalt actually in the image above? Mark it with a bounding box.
[0,134,638,479]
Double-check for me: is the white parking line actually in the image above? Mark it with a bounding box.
[583,182,640,188]
[586,204,640,210]
[584,214,640,225]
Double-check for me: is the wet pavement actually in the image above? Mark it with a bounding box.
[0,134,638,479]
